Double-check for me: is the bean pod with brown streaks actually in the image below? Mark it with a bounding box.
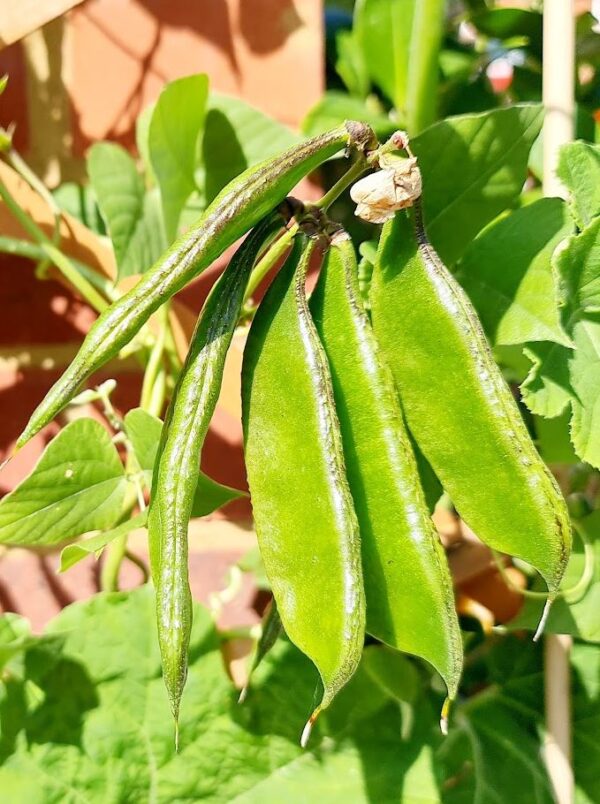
[149,212,287,735]
[370,205,571,598]
[17,123,375,450]
[309,230,462,701]
[242,236,365,745]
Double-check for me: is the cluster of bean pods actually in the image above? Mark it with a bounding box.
[14,123,572,746]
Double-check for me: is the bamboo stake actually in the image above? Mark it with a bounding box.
[542,3,575,803]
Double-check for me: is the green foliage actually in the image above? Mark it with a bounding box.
[458,198,572,346]
[0,419,127,546]
[412,104,543,265]
[1,589,598,801]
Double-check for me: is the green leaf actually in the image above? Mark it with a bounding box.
[135,101,156,181]
[0,614,32,670]
[0,419,127,547]
[534,411,579,465]
[59,512,147,573]
[302,91,396,139]
[470,8,543,56]
[509,510,600,642]
[557,140,600,229]
[123,408,245,515]
[412,104,544,265]
[200,93,299,207]
[148,74,209,241]
[52,183,105,234]
[522,218,600,466]
[458,198,573,346]
[87,144,166,279]
[335,30,370,98]
[354,0,414,111]
[0,587,443,802]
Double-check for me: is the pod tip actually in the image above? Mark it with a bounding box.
[533,597,553,642]
[238,686,248,704]
[0,445,18,472]
[300,707,321,749]
[174,717,180,753]
[440,697,452,736]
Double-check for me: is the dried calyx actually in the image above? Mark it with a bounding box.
[350,130,422,224]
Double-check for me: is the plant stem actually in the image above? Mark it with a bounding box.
[140,304,169,414]
[243,157,369,304]
[0,177,108,312]
[406,0,444,134]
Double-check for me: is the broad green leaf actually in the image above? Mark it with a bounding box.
[302,91,396,139]
[534,411,579,465]
[87,145,166,279]
[557,141,600,229]
[458,198,572,346]
[87,143,145,267]
[522,218,600,466]
[0,586,443,802]
[509,510,600,642]
[123,408,245,514]
[354,0,415,111]
[0,419,127,547]
[412,104,544,265]
[59,512,147,573]
[149,74,208,241]
[200,93,299,207]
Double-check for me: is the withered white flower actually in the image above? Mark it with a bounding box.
[350,155,422,224]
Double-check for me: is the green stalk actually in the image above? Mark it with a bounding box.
[243,157,369,304]
[0,178,108,312]
[406,0,445,134]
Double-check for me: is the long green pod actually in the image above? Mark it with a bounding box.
[242,236,365,744]
[309,231,462,701]
[370,207,571,596]
[149,212,286,736]
[17,124,373,449]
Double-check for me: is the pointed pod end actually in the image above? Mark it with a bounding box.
[533,596,554,642]
[238,686,248,705]
[300,707,321,749]
[440,697,452,736]
[174,716,180,753]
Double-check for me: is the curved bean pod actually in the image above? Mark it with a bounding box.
[370,206,571,594]
[309,230,462,699]
[17,123,375,449]
[149,212,287,729]
[242,236,365,743]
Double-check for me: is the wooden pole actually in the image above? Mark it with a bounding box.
[542,3,575,802]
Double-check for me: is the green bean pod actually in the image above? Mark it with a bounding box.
[370,206,571,594]
[242,236,365,744]
[149,212,287,732]
[17,123,375,450]
[309,231,462,699]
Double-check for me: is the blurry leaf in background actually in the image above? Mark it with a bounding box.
[87,144,167,280]
[509,510,600,643]
[354,0,414,112]
[412,104,543,265]
[123,408,245,515]
[302,91,396,138]
[469,8,543,59]
[522,218,600,467]
[199,94,299,207]
[458,198,572,346]
[0,419,127,547]
[335,28,370,98]
[148,74,209,241]
[558,140,600,229]
[52,182,105,235]
[534,411,580,465]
